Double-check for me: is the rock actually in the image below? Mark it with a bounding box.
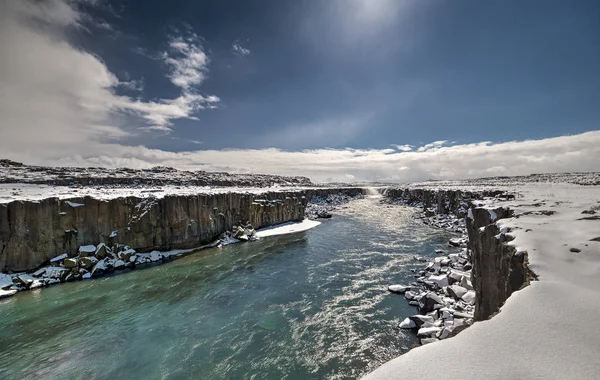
[91,260,107,277]
[459,276,474,290]
[435,249,445,254]
[447,285,468,300]
[63,258,78,268]
[16,274,35,287]
[79,245,96,255]
[79,256,98,269]
[461,290,476,305]
[44,267,68,279]
[0,289,17,299]
[33,268,47,277]
[408,301,419,307]
[428,274,449,288]
[449,238,464,247]
[0,273,14,289]
[437,326,453,339]
[414,256,428,262]
[398,317,416,329]
[418,292,444,313]
[119,248,136,261]
[49,253,68,264]
[113,260,126,269]
[417,326,442,337]
[570,247,581,253]
[404,291,416,300]
[420,337,439,345]
[82,272,92,279]
[95,243,109,258]
[408,314,435,328]
[388,285,410,294]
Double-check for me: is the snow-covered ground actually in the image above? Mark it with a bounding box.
[0,183,324,203]
[365,181,600,380]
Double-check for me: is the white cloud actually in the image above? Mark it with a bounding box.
[164,34,209,90]
[392,144,413,152]
[232,42,251,56]
[0,0,218,154]
[5,131,599,184]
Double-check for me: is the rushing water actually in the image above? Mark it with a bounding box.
[0,196,457,380]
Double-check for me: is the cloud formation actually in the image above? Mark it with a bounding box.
[0,0,218,152]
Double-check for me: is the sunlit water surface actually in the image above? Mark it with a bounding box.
[0,196,456,379]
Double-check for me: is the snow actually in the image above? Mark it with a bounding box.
[65,201,84,207]
[0,289,17,299]
[79,245,96,253]
[49,253,68,263]
[0,183,330,204]
[364,182,600,380]
[0,273,13,289]
[255,219,321,238]
[109,230,118,238]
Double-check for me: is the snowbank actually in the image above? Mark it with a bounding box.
[255,219,321,238]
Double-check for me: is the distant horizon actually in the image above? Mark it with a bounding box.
[0,0,599,182]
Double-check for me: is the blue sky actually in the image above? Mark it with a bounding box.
[84,0,600,150]
[0,0,599,182]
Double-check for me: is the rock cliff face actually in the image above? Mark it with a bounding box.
[0,187,365,272]
[385,187,532,321]
[466,207,535,320]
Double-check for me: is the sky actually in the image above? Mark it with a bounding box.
[0,0,598,183]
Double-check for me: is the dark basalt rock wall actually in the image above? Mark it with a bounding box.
[0,187,365,272]
[466,207,534,320]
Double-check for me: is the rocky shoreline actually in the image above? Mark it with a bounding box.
[382,188,533,345]
[0,193,355,300]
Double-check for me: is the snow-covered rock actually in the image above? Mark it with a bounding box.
[388,285,410,294]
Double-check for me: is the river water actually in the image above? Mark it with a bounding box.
[0,196,456,380]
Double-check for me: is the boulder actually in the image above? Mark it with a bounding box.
[447,285,468,300]
[79,245,96,255]
[404,291,416,300]
[408,314,434,328]
[95,243,109,258]
[461,290,476,305]
[398,318,416,329]
[49,253,68,264]
[79,256,98,269]
[33,268,47,277]
[16,274,35,287]
[388,285,410,294]
[417,326,442,337]
[113,260,126,269]
[428,274,449,288]
[418,292,444,313]
[63,258,78,268]
[119,248,136,261]
[91,260,107,277]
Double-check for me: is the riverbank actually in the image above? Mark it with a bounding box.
[366,179,600,379]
